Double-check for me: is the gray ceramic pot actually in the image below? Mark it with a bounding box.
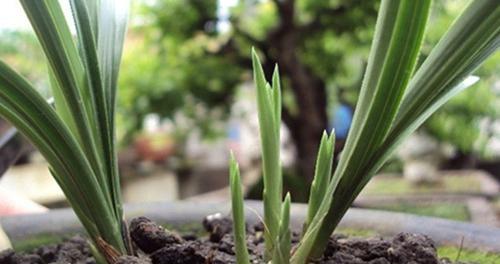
[1,201,499,252]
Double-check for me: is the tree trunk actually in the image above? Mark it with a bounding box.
[263,2,329,182]
[283,72,328,183]
[287,112,327,183]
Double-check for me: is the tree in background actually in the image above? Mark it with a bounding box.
[0,30,48,96]
[1,0,498,184]
[119,0,378,182]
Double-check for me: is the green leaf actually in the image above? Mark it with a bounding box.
[304,131,334,233]
[97,0,129,114]
[308,0,499,260]
[273,193,291,264]
[69,0,129,223]
[292,0,432,261]
[272,64,282,126]
[229,152,251,264]
[8,0,131,257]
[20,0,109,200]
[0,61,124,252]
[48,68,78,135]
[252,48,282,259]
[95,1,130,222]
[333,0,431,195]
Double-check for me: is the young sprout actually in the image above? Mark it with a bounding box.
[252,48,283,259]
[273,193,291,264]
[229,153,251,264]
[304,131,335,233]
[248,52,338,264]
[248,54,336,264]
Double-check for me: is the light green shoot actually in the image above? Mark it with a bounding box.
[229,152,251,264]
[252,48,282,259]
[273,193,291,264]
[304,131,335,233]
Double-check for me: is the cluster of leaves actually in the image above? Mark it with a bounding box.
[229,0,499,263]
[0,0,130,263]
[0,1,497,263]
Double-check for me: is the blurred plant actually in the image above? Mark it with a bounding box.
[0,30,49,96]
[117,0,242,145]
[0,224,11,251]
[229,152,250,264]
[229,0,499,263]
[0,1,131,263]
[420,0,500,160]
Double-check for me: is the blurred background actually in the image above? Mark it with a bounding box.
[0,0,499,228]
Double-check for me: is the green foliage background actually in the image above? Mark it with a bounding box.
[421,1,500,158]
[0,0,498,159]
[0,31,49,97]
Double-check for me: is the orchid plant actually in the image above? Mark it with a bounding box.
[230,0,499,263]
[0,0,130,263]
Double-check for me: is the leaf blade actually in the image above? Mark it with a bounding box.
[273,193,291,264]
[229,153,251,264]
[0,60,124,251]
[304,131,334,233]
[294,0,432,260]
[252,48,282,259]
[307,0,499,260]
[20,0,110,200]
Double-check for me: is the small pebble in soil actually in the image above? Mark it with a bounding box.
[202,213,233,242]
[387,233,439,264]
[130,216,183,254]
[115,255,151,264]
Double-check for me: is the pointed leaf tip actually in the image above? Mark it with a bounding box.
[284,192,291,203]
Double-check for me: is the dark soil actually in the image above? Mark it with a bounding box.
[0,235,94,264]
[1,214,463,264]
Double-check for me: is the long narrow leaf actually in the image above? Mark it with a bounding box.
[273,193,291,264]
[71,0,126,225]
[272,65,282,126]
[229,153,251,264]
[96,0,130,222]
[332,0,431,196]
[304,131,334,232]
[252,49,282,259]
[13,0,130,255]
[69,0,106,153]
[293,0,432,261]
[309,0,498,260]
[20,0,109,199]
[0,61,124,251]
[98,0,129,114]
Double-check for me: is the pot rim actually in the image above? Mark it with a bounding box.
[1,200,499,253]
